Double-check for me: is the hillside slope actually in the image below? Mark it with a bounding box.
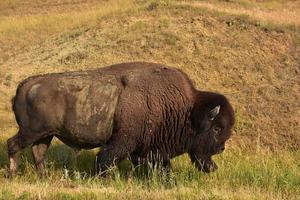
[1,0,299,150]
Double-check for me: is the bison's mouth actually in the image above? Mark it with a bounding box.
[198,157,218,173]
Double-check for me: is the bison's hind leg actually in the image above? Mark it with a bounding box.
[7,130,52,177]
[7,134,21,177]
[32,136,53,177]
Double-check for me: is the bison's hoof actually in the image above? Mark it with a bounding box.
[207,162,218,172]
[201,160,218,173]
[7,171,17,179]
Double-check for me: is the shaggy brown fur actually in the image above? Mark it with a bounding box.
[7,62,234,176]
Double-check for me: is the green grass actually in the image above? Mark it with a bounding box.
[0,141,299,199]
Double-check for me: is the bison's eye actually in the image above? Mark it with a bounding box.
[212,126,221,134]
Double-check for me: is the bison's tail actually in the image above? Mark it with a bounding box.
[12,80,34,129]
[11,91,25,128]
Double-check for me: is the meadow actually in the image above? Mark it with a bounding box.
[0,0,299,199]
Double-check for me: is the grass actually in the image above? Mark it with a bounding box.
[0,0,299,199]
[0,0,138,64]
[0,140,299,199]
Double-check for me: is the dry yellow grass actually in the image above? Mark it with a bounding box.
[0,0,137,64]
[179,0,300,27]
[0,181,293,200]
[0,0,103,16]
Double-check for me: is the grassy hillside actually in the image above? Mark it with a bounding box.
[0,0,299,199]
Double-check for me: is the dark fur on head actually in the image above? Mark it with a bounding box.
[189,91,235,172]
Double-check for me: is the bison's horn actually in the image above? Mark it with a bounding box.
[209,105,220,120]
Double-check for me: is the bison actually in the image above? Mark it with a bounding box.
[8,62,235,176]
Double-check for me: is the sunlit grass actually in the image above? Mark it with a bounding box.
[0,0,138,63]
[1,127,299,199]
[0,0,136,35]
[0,139,299,199]
[178,0,300,27]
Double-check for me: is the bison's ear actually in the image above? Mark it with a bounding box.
[208,105,220,121]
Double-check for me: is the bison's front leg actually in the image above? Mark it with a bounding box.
[95,143,135,176]
[189,153,218,173]
[95,146,116,175]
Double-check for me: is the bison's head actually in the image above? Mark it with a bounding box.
[189,92,235,173]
